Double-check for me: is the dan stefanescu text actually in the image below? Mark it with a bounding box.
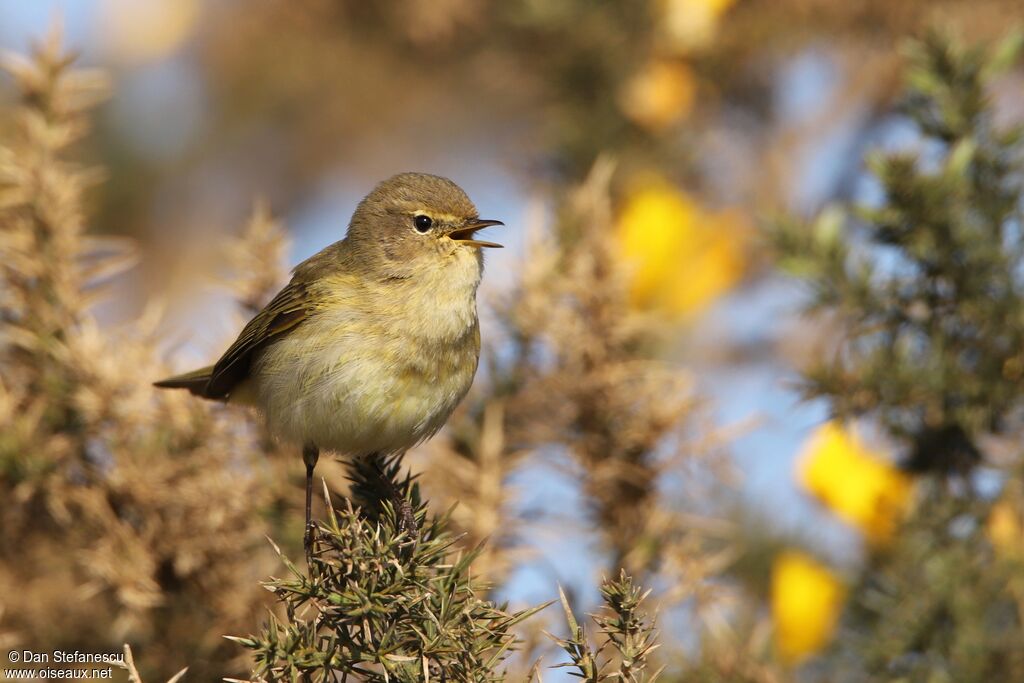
[11,650,124,664]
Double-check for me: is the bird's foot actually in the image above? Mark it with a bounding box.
[303,520,317,566]
[396,497,418,539]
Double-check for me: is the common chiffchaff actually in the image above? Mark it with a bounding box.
[155,172,503,554]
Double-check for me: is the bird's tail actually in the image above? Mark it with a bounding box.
[153,365,214,397]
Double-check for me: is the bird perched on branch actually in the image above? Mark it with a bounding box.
[155,172,503,559]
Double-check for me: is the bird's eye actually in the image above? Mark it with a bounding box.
[413,215,433,233]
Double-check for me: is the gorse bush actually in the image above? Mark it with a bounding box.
[236,456,548,682]
[774,29,1024,681]
[839,485,1024,681]
[236,456,670,682]
[0,33,289,679]
[775,30,1024,475]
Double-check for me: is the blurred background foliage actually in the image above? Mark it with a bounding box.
[3,0,1024,681]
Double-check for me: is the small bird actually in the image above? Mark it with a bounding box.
[155,172,503,555]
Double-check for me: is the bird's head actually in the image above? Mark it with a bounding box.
[347,172,503,278]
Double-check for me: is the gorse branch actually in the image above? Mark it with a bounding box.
[236,456,549,682]
[112,645,187,683]
[550,571,660,683]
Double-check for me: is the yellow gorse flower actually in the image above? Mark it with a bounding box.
[771,550,846,665]
[798,421,913,544]
[655,0,738,53]
[616,178,746,318]
[619,59,696,131]
[988,499,1023,557]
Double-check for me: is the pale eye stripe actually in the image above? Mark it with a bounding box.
[409,210,462,223]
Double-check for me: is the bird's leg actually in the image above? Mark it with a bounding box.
[302,443,320,564]
[397,494,417,540]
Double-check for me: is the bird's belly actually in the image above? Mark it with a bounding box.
[251,324,478,455]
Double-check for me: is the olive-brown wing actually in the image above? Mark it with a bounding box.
[205,280,310,398]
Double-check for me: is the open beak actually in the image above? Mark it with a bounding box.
[448,219,504,248]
